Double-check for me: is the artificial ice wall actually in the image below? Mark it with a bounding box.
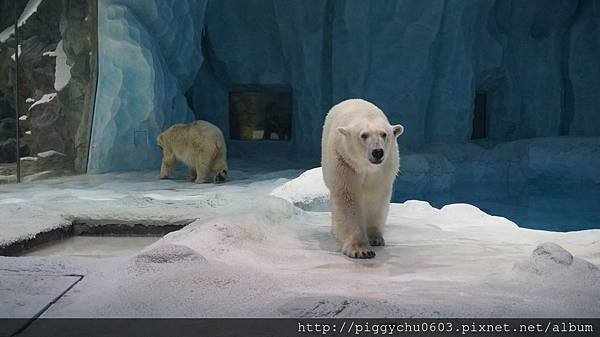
[88,0,207,172]
[89,0,600,173]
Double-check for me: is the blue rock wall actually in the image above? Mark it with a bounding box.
[568,0,600,136]
[189,0,333,160]
[90,0,600,172]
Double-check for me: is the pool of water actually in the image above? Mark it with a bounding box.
[394,182,600,232]
[22,236,160,257]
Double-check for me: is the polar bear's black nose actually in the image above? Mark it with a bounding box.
[372,149,384,160]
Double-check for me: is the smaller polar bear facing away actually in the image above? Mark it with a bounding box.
[157,120,228,184]
[321,99,404,258]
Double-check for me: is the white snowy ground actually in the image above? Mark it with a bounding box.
[0,166,599,319]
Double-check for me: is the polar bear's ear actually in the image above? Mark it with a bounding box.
[337,127,349,137]
[392,124,404,138]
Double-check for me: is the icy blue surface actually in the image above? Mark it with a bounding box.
[88,0,207,173]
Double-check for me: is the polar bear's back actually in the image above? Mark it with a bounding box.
[324,99,387,129]
[163,120,224,144]
[190,120,225,144]
[159,120,226,167]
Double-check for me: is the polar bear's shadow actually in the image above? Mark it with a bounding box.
[297,226,337,252]
[300,227,392,264]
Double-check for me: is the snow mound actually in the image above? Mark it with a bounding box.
[164,204,311,264]
[437,203,519,231]
[136,244,206,264]
[514,243,600,284]
[269,167,521,238]
[270,167,329,211]
[131,244,208,275]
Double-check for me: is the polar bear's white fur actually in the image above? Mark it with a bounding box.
[157,120,228,184]
[321,99,404,258]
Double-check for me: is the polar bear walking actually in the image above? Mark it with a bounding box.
[157,120,228,184]
[321,99,404,258]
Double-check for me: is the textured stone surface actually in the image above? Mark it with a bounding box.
[0,150,71,183]
[135,244,206,264]
[0,138,17,162]
[0,274,80,324]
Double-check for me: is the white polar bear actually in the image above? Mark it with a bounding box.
[157,120,228,184]
[321,99,404,258]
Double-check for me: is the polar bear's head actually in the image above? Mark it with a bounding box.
[337,120,404,166]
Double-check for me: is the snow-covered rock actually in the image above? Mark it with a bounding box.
[52,41,71,91]
[269,167,329,211]
[28,93,57,111]
[514,242,599,281]
[135,244,206,265]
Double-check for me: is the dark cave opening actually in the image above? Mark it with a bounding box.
[471,92,487,140]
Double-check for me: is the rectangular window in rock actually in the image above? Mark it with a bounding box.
[229,88,292,141]
[471,92,487,139]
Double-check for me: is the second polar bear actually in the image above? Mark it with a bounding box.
[321,99,404,258]
[157,120,228,184]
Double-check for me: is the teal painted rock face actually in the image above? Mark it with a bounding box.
[91,0,600,179]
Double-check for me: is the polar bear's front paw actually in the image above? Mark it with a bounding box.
[369,235,385,247]
[342,242,375,259]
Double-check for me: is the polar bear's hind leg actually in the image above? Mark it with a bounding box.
[158,149,175,179]
[193,159,210,184]
[187,168,197,182]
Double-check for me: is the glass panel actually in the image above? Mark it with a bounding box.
[0,0,97,183]
[0,0,18,183]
